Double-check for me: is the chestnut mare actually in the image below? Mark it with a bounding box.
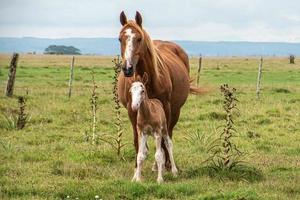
[117,11,201,169]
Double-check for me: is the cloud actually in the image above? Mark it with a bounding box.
[0,0,299,42]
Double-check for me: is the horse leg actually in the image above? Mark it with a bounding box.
[161,109,180,171]
[152,101,171,171]
[152,142,170,171]
[161,101,172,170]
[163,134,178,177]
[152,125,169,172]
[132,132,148,182]
[127,106,138,168]
[154,131,165,183]
[169,109,181,139]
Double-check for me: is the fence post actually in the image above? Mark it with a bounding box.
[68,56,75,98]
[256,56,263,99]
[289,55,295,64]
[197,54,202,86]
[90,70,98,145]
[5,53,19,97]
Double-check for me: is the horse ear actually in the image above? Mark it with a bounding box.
[135,11,142,27]
[135,75,142,82]
[120,11,127,26]
[142,72,148,85]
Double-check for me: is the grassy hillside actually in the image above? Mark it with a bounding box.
[0,54,299,199]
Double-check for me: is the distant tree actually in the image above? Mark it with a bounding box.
[44,45,81,55]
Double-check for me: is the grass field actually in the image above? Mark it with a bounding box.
[0,54,299,200]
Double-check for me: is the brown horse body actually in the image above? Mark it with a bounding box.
[117,12,196,168]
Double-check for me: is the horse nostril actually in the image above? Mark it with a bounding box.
[123,67,133,77]
[128,67,133,74]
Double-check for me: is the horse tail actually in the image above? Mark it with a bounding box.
[189,79,208,95]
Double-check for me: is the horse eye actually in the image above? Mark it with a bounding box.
[118,37,121,42]
[137,38,142,42]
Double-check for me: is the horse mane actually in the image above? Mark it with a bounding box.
[122,21,166,86]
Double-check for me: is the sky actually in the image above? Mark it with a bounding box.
[0,0,300,42]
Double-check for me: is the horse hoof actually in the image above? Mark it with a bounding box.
[132,177,142,182]
[157,178,164,184]
[136,178,142,182]
[172,168,178,177]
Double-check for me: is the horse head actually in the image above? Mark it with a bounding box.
[129,73,149,111]
[119,11,145,77]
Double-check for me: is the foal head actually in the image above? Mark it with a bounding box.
[130,73,148,111]
[119,11,145,77]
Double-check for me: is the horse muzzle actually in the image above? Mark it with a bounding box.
[131,103,140,112]
[122,63,134,77]
[123,67,134,77]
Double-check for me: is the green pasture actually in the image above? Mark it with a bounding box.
[0,55,299,199]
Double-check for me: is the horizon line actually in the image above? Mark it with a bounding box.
[0,36,300,44]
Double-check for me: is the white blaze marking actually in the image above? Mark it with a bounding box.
[125,28,135,69]
[130,82,144,111]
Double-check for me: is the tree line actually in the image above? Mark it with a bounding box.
[44,45,81,55]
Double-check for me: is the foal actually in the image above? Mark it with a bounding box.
[130,75,178,183]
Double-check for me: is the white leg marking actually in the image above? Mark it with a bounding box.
[132,132,147,182]
[154,132,165,183]
[163,135,178,177]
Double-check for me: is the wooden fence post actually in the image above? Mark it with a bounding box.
[256,56,263,99]
[197,54,202,86]
[68,56,75,98]
[289,55,295,64]
[5,53,19,97]
[90,70,97,145]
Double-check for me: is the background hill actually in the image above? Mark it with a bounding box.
[0,37,300,56]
